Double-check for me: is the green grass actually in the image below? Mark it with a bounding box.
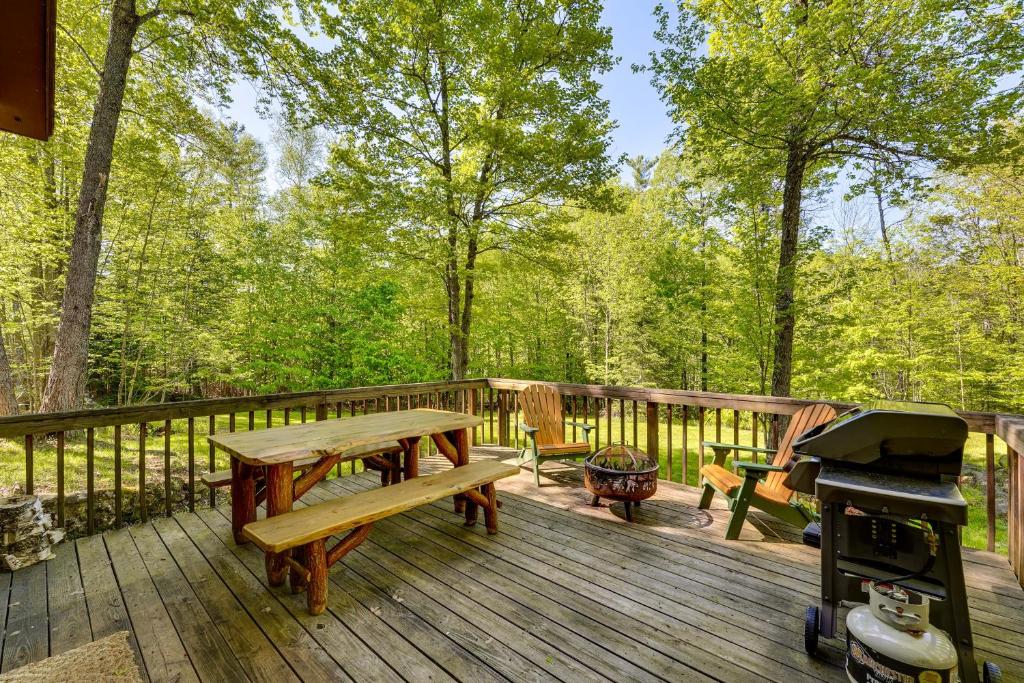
[0,406,1008,553]
[490,409,1008,554]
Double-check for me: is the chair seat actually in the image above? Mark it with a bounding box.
[537,442,591,456]
[699,463,792,506]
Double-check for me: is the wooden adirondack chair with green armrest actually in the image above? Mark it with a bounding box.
[517,384,595,486]
[699,403,837,540]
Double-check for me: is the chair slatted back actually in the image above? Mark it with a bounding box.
[764,403,838,494]
[519,384,566,446]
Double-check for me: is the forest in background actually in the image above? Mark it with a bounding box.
[1,0,1023,418]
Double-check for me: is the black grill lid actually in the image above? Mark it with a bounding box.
[792,400,966,476]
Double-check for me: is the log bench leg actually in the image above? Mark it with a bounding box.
[295,524,373,615]
[483,483,498,534]
[306,539,328,615]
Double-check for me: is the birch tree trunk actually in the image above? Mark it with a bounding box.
[40,0,140,412]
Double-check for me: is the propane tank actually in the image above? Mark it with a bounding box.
[846,582,959,683]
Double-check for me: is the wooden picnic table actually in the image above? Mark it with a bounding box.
[208,409,483,546]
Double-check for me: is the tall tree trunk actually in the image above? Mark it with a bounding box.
[769,144,806,399]
[40,0,140,412]
[0,331,18,416]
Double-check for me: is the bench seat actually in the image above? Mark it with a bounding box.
[244,460,519,614]
[201,440,403,488]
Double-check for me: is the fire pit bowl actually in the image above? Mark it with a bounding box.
[584,444,659,522]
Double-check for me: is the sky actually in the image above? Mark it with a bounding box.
[225,1,674,188]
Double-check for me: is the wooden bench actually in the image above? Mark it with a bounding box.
[243,460,519,614]
[201,440,403,489]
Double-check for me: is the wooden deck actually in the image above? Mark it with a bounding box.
[1,447,1022,682]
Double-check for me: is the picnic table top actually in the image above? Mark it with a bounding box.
[207,409,483,466]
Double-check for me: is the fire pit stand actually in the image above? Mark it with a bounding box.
[584,444,659,522]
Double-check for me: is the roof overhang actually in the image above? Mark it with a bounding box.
[0,0,56,141]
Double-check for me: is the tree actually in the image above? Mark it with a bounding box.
[40,0,311,411]
[305,0,618,379]
[626,154,657,190]
[645,0,1024,398]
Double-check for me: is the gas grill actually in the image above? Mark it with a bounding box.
[786,401,993,682]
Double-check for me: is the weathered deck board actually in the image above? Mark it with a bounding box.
[0,447,1020,682]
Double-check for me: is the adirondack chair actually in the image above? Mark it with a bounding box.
[698,403,837,540]
[517,384,595,486]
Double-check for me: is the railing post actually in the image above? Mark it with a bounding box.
[646,401,659,465]
[1010,446,1022,587]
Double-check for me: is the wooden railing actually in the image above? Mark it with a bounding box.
[0,377,1019,586]
[485,379,1020,586]
[0,380,486,535]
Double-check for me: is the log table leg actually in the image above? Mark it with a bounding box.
[230,458,256,545]
[401,437,420,480]
[264,462,294,586]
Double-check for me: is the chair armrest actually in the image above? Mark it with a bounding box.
[702,441,776,455]
[519,423,539,435]
[566,421,594,434]
[733,461,785,478]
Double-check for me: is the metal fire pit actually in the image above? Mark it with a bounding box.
[584,444,658,522]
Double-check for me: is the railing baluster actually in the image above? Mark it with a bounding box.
[619,399,625,444]
[583,397,590,448]
[208,416,216,507]
[229,412,236,432]
[284,408,290,425]
[187,417,195,513]
[595,397,601,451]
[715,408,722,444]
[606,398,612,445]
[248,411,255,431]
[24,434,33,495]
[301,406,307,423]
[682,406,689,486]
[514,392,520,449]
[86,427,95,535]
[571,396,578,442]
[733,409,740,461]
[698,407,706,474]
[266,409,272,428]
[164,419,172,517]
[489,387,495,444]
[57,431,65,527]
[752,412,759,448]
[114,425,122,525]
[139,423,147,522]
[987,433,996,553]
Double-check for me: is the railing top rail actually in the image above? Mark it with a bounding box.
[484,378,1003,434]
[996,414,1024,453]
[0,377,1010,439]
[0,379,488,438]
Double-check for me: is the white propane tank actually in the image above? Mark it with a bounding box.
[846,582,959,683]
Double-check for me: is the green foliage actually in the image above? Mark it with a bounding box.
[0,0,1022,423]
